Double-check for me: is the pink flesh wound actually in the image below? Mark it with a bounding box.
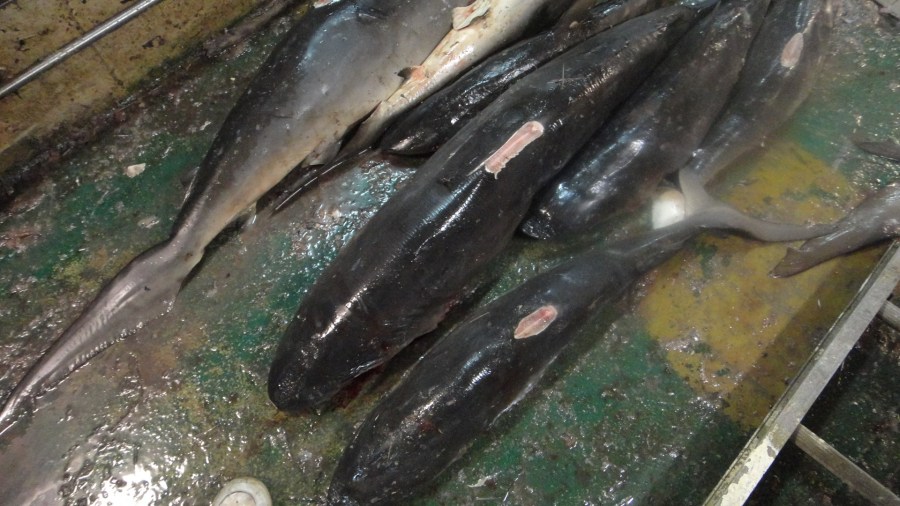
[514,305,558,339]
[781,33,804,69]
[484,121,545,176]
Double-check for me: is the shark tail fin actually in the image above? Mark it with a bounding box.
[0,236,202,435]
[678,168,835,241]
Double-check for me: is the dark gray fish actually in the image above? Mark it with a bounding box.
[0,0,465,434]
[853,138,900,162]
[667,0,839,253]
[772,181,900,277]
[872,0,900,19]
[326,237,648,505]
[520,0,771,240]
[686,0,838,185]
[380,0,663,156]
[267,6,701,412]
[326,179,830,505]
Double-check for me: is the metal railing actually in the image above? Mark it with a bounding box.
[0,0,167,100]
[704,242,900,506]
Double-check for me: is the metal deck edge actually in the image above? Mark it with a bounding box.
[703,242,900,506]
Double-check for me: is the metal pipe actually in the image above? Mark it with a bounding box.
[0,0,166,100]
[880,299,900,330]
[793,425,900,506]
[703,243,900,506]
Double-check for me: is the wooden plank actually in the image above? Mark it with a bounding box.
[793,425,900,506]
[704,243,900,506]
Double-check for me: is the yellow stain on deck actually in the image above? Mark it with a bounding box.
[639,141,882,429]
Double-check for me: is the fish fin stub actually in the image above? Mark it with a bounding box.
[852,138,900,162]
[355,3,391,22]
[518,210,562,240]
[451,0,491,30]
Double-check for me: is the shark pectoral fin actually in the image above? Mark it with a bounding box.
[338,101,392,158]
[271,164,329,213]
[272,150,374,214]
[302,139,342,167]
[237,202,259,230]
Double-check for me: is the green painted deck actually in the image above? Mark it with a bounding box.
[0,1,897,504]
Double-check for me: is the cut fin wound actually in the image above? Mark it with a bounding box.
[397,65,427,83]
[677,168,836,241]
[780,33,804,69]
[514,305,558,339]
[452,0,491,30]
[483,121,545,177]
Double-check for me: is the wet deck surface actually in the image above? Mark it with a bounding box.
[0,1,897,504]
